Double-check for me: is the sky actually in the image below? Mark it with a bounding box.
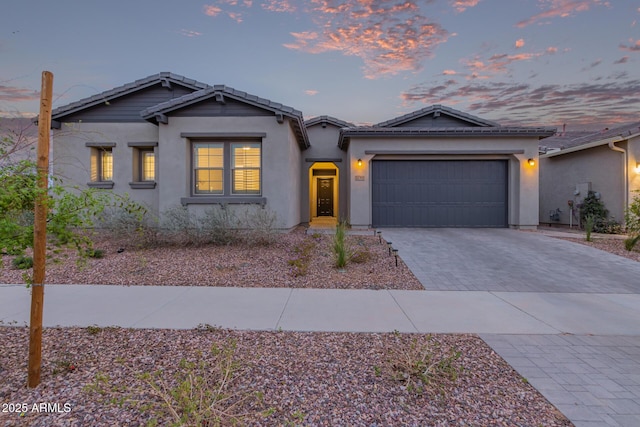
[1,0,639,131]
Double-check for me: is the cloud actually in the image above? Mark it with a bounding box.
[227,11,244,22]
[619,39,640,52]
[284,0,450,79]
[400,75,640,127]
[178,29,203,37]
[0,85,40,102]
[515,38,525,48]
[614,56,629,64]
[516,0,608,28]
[442,69,458,75]
[546,46,558,54]
[462,51,544,76]
[304,89,319,95]
[581,58,602,71]
[203,4,222,16]
[450,0,481,13]
[262,0,296,12]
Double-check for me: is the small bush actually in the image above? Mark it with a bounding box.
[333,221,352,268]
[624,235,640,251]
[585,215,595,242]
[86,248,105,259]
[12,255,33,270]
[383,335,462,396]
[287,240,316,277]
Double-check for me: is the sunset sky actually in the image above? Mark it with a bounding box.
[1,0,638,130]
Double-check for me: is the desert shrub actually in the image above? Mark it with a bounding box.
[584,215,595,242]
[333,220,352,268]
[624,235,640,251]
[287,240,316,277]
[579,191,621,234]
[97,204,158,247]
[200,205,240,245]
[380,335,462,396]
[160,205,204,246]
[625,190,640,235]
[239,207,279,246]
[12,255,33,269]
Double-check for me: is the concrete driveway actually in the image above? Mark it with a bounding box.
[381,227,640,427]
[380,228,640,293]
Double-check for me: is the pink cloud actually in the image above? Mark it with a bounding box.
[304,89,319,96]
[203,4,222,16]
[443,69,458,75]
[227,11,244,22]
[516,0,608,28]
[546,46,558,54]
[0,85,40,102]
[450,0,481,13]
[262,0,296,12]
[515,38,525,48]
[178,29,203,37]
[614,56,629,64]
[619,39,640,52]
[284,0,450,79]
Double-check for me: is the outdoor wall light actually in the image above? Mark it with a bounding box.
[357,158,363,167]
[527,158,536,167]
[636,162,640,173]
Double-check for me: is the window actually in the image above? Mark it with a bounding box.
[90,148,113,181]
[232,143,261,194]
[191,141,261,196]
[140,150,155,181]
[194,143,224,194]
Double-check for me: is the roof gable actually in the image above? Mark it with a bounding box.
[377,104,500,128]
[140,85,310,149]
[50,72,209,124]
[305,115,354,129]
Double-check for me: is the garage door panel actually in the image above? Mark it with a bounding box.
[372,160,507,227]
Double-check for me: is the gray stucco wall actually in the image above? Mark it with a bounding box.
[346,136,540,229]
[52,122,160,214]
[539,141,638,227]
[302,124,348,223]
[155,116,301,229]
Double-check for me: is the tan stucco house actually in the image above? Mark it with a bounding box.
[49,72,555,230]
[539,123,640,227]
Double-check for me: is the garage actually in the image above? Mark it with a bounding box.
[371,160,508,227]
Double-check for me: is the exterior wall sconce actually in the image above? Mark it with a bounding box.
[357,158,363,167]
[527,158,535,167]
[635,162,640,173]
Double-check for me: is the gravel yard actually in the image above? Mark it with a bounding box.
[4,228,637,426]
[0,327,572,427]
[0,229,422,290]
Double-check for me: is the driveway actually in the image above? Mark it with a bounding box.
[380,228,640,293]
[381,228,640,427]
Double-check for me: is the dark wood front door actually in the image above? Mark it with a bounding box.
[317,178,334,216]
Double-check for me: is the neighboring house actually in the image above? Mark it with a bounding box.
[49,72,555,230]
[539,122,640,226]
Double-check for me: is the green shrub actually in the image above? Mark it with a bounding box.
[579,191,621,234]
[585,215,595,242]
[624,235,640,251]
[86,248,105,259]
[12,255,33,269]
[333,221,351,268]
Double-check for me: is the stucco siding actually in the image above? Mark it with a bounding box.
[157,116,300,229]
[539,144,627,226]
[52,122,160,213]
[302,124,347,222]
[346,136,540,228]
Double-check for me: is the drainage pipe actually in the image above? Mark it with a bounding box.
[608,137,628,223]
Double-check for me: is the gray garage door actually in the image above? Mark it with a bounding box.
[372,160,508,227]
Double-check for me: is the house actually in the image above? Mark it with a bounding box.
[49,72,555,230]
[539,123,640,227]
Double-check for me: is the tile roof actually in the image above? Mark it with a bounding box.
[51,72,210,120]
[339,126,556,150]
[376,104,500,128]
[140,85,309,149]
[305,115,354,128]
[542,122,640,151]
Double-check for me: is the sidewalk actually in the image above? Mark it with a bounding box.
[2,284,640,334]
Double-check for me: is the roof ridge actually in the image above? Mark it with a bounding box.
[376,104,500,128]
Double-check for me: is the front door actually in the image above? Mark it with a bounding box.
[317,178,334,216]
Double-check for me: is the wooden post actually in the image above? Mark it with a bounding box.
[28,71,53,388]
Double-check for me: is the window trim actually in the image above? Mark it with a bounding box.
[128,142,158,190]
[86,142,115,188]
[188,138,262,198]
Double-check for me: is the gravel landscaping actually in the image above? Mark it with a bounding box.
[0,229,422,290]
[6,227,638,426]
[0,327,572,427]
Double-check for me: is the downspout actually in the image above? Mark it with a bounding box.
[608,137,628,224]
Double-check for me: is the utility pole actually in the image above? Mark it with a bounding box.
[28,71,53,388]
